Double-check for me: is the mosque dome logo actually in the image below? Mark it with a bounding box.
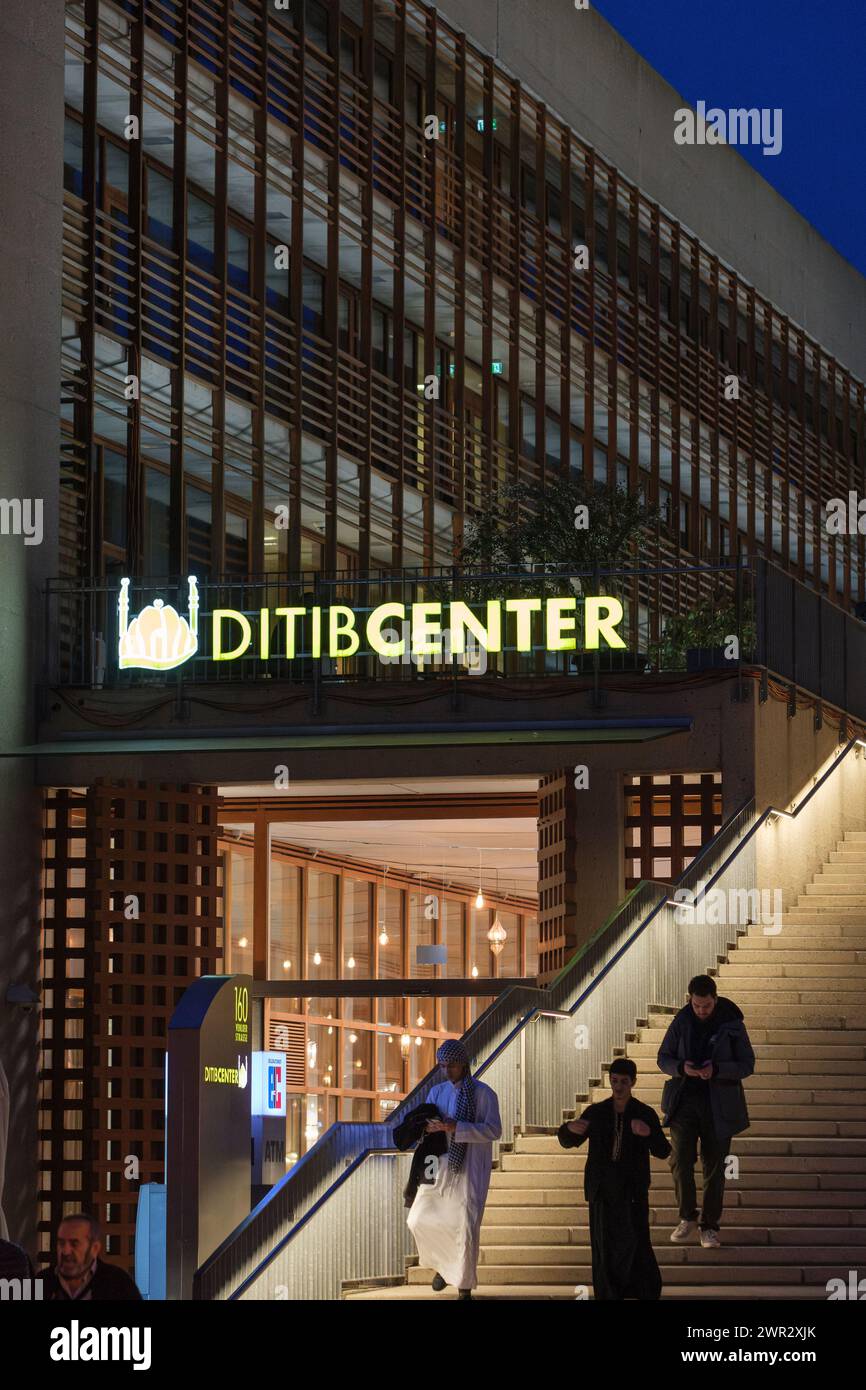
[118,576,199,671]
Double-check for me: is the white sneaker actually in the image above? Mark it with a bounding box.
[700,1228,721,1248]
[670,1219,696,1243]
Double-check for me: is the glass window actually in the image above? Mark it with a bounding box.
[185,485,212,575]
[269,859,300,980]
[225,512,249,576]
[372,309,393,376]
[342,1097,372,1121]
[442,899,465,1035]
[105,141,128,200]
[521,399,536,460]
[103,450,127,550]
[146,168,174,248]
[227,847,253,974]
[374,50,393,104]
[64,118,84,196]
[469,907,494,978]
[376,885,402,1025]
[409,893,436,978]
[376,1032,403,1094]
[307,1022,336,1089]
[342,1028,372,1090]
[302,265,325,335]
[227,225,251,294]
[187,194,215,272]
[305,0,331,54]
[409,1035,435,1088]
[342,878,372,1022]
[495,911,519,977]
[306,869,337,977]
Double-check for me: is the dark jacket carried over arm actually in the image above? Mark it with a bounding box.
[657,996,756,1139]
[393,1102,448,1208]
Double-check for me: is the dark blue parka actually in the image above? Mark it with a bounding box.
[657,996,755,1139]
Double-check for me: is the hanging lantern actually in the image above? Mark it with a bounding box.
[400,1033,412,1059]
[487,915,507,957]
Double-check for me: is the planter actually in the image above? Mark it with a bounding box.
[686,646,731,672]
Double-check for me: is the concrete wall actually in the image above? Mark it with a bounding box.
[0,0,64,1250]
[753,696,866,915]
[439,0,866,381]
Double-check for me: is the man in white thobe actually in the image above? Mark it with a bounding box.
[407,1039,502,1299]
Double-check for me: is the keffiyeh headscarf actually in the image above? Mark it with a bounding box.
[437,1040,475,1174]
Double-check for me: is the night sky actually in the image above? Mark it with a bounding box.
[591,0,866,277]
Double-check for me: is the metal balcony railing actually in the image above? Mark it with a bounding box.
[43,557,866,727]
[44,559,753,689]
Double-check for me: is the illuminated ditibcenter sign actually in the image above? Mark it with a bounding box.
[117,577,626,672]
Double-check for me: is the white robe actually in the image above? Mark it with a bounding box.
[406,1078,502,1291]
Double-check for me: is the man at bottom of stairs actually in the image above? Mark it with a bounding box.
[558,1057,671,1300]
[406,1039,502,1300]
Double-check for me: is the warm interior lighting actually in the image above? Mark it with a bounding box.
[400,1033,411,1058]
[378,929,389,946]
[313,951,322,966]
[487,915,507,957]
[416,1013,426,1027]
[238,936,248,949]
[470,964,479,978]
[282,958,291,971]
[349,1032,358,1044]
[346,956,356,969]
[474,890,484,909]
[414,1036,423,1047]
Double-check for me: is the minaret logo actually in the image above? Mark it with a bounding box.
[118,576,199,671]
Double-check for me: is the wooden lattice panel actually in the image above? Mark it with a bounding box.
[536,770,579,982]
[38,789,92,1266]
[625,773,722,889]
[85,779,223,1266]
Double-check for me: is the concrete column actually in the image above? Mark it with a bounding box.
[0,0,64,1250]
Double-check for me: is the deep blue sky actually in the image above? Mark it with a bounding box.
[592,0,866,277]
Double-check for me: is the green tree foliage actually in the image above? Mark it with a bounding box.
[454,476,658,594]
[652,591,756,670]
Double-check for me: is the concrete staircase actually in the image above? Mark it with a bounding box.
[348,831,866,1299]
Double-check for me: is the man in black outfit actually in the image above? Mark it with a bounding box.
[43,1213,142,1301]
[657,974,755,1249]
[558,1057,671,1300]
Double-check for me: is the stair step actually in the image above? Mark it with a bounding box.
[627,1041,866,1059]
[716,966,866,981]
[474,1241,866,1266]
[500,1152,866,1172]
[484,1202,866,1226]
[479,1223,866,1247]
[406,1264,824,1286]
[485,1185,866,1207]
[637,1027,866,1045]
[491,1171,866,1190]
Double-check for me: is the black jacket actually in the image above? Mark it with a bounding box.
[0,1239,33,1283]
[43,1259,142,1301]
[558,1097,671,1202]
[393,1103,448,1208]
[657,996,755,1139]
